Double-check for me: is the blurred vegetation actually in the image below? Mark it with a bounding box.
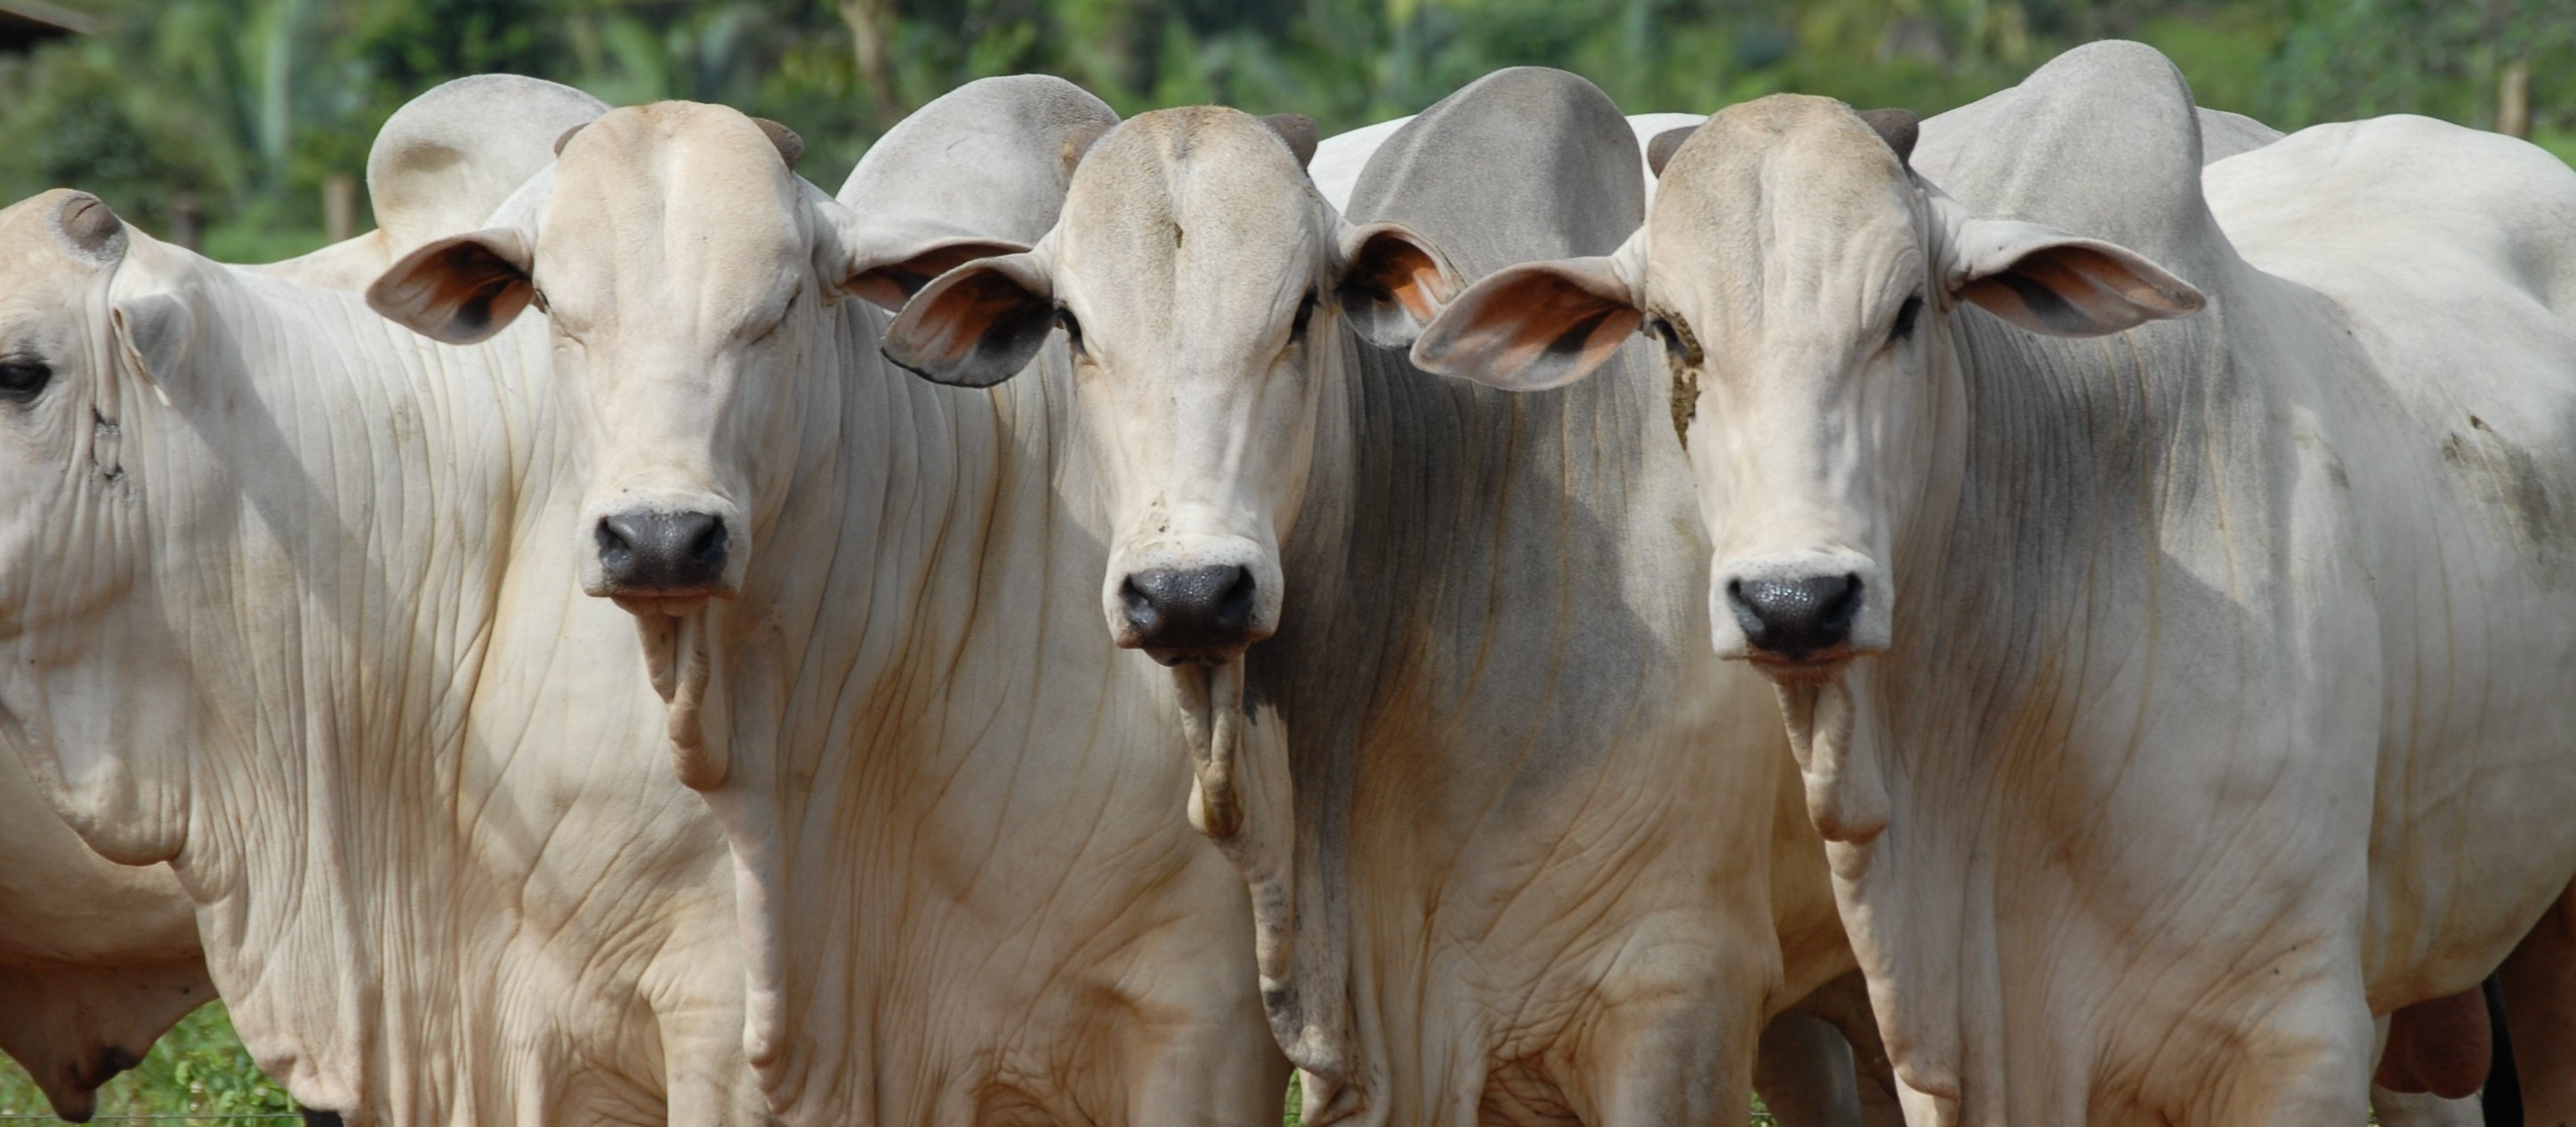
[0,1002,294,1120]
[0,0,2567,260]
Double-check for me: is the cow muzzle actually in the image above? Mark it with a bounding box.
[1106,539,1281,665]
[578,491,747,611]
[1711,551,1891,676]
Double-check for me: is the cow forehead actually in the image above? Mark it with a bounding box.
[543,103,808,309]
[1648,96,1921,318]
[1057,109,1324,329]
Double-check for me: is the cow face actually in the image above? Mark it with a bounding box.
[1415,95,2201,684]
[884,108,1451,667]
[370,102,1016,620]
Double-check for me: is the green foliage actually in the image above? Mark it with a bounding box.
[1,0,2568,264]
[0,1002,294,1121]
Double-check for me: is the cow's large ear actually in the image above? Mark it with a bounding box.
[880,252,1056,388]
[1412,254,1641,391]
[1947,218,2202,337]
[1335,222,1456,350]
[366,229,537,343]
[843,236,1034,312]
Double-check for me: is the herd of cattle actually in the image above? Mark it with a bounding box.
[0,34,2570,1127]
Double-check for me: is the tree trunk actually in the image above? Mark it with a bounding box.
[839,0,897,121]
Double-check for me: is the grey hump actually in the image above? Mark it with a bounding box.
[368,74,610,255]
[839,75,1120,248]
[1347,66,1642,280]
[1909,40,2228,273]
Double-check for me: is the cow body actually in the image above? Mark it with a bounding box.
[1415,41,2576,1123]
[883,68,1884,1127]
[366,78,1288,1127]
[0,190,761,1126]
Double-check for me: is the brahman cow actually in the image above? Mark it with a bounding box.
[366,77,1290,1127]
[0,183,764,1125]
[0,72,610,1123]
[1413,41,2576,1123]
[880,67,1891,1127]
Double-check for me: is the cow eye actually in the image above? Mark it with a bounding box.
[1056,307,1085,355]
[0,357,52,401]
[1289,289,1318,343]
[1890,294,1923,343]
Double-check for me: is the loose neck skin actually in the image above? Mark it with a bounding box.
[686,296,1264,1123]
[1237,322,1818,1124]
[9,254,740,1126]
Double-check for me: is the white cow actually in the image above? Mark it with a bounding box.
[1414,41,2576,1123]
[881,68,1890,1127]
[0,187,763,1125]
[0,73,610,1123]
[366,77,1289,1127]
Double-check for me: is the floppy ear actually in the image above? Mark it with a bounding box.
[1335,222,1456,350]
[879,252,1056,388]
[843,236,1035,312]
[1411,254,1641,391]
[366,229,537,343]
[1948,219,2203,337]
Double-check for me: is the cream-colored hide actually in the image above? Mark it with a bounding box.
[883,68,1888,1127]
[366,79,1286,1127]
[1415,42,2576,1124]
[0,75,606,1121]
[0,190,761,1126]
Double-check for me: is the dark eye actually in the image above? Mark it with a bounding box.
[1289,289,1318,343]
[1649,318,1698,366]
[1890,294,1923,343]
[1056,307,1085,355]
[0,357,52,400]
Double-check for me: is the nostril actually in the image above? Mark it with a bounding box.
[1819,573,1863,633]
[1120,576,1161,635]
[596,519,635,565]
[688,518,727,566]
[1213,567,1255,631]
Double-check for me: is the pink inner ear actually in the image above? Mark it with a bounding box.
[849,241,1030,312]
[1420,266,1640,388]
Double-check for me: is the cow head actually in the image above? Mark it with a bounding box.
[0,190,209,866]
[369,102,1025,622]
[1416,94,2202,684]
[884,107,1453,669]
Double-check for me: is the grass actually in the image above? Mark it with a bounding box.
[0,1003,294,1123]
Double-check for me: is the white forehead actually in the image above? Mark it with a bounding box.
[539,103,809,314]
[1646,96,1923,323]
[1054,109,1329,333]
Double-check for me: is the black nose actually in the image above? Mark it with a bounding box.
[1120,565,1258,660]
[596,511,729,592]
[1727,573,1862,660]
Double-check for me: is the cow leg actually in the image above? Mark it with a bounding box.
[2498,881,2576,1125]
[2373,1085,2487,1127]
[1751,1011,1858,1127]
[2376,986,2493,1099]
[1118,1014,1290,1127]
[2197,983,2376,1125]
[1572,994,1754,1127]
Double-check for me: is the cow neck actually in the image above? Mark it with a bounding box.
[139,265,539,1123]
[118,265,737,1127]
[697,295,1193,1118]
[1237,321,1764,1122]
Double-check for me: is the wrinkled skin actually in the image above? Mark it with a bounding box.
[884,70,1888,1127]
[0,189,763,1127]
[366,85,1286,1127]
[1416,42,2576,1124]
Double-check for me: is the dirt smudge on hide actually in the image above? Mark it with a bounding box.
[2440,412,2576,585]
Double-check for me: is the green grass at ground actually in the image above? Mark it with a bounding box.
[0,1002,293,1122]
